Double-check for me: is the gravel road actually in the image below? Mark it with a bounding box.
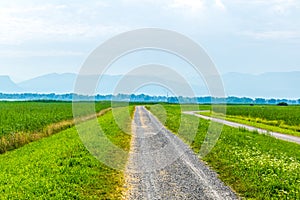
[124,106,238,200]
[183,111,300,144]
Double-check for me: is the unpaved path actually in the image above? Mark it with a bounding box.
[183,111,300,144]
[124,106,238,200]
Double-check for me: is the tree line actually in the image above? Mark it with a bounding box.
[0,93,299,104]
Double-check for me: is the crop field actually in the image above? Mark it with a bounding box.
[209,105,300,137]
[0,101,111,153]
[0,106,133,199]
[0,101,111,136]
[149,104,300,199]
[224,105,300,125]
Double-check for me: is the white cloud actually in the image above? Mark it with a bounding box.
[0,0,299,80]
[0,3,130,45]
[215,0,226,11]
[269,0,299,15]
[121,0,162,4]
[240,30,300,40]
[0,4,67,14]
[0,50,86,58]
[227,0,299,14]
[164,0,230,20]
[169,0,206,13]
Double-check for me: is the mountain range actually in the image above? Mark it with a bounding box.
[0,76,23,93]
[0,71,299,98]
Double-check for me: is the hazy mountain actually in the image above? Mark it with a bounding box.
[1,71,299,98]
[16,73,194,96]
[18,73,77,93]
[0,76,22,93]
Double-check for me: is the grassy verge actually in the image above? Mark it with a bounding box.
[149,104,300,199]
[201,111,300,137]
[0,106,133,199]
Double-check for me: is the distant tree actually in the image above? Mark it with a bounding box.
[268,99,277,104]
[242,97,254,104]
[277,102,288,106]
[167,97,179,103]
[278,99,288,104]
[255,98,266,104]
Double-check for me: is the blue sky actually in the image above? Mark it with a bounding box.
[0,0,299,82]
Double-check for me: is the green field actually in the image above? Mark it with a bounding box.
[206,105,300,137]
[223,105,300,126]
[1,102,299,199]
[0,101,111,153]
[0,101,111,136]
[0,106,133,199]
[149,104,300,199]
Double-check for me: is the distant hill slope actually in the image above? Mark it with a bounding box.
[18,73,77,93]
[0,76,22,93]
[18,73,125,94]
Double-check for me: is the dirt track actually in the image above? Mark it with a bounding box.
[124,106,238,200]
[183,111,300,144]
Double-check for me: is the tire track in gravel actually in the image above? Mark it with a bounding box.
[124,106,238,200]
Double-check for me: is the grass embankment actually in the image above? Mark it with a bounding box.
[0,106,133,199]
[0,101,111,153]
[203,105,300,137]
[149,104,300,199]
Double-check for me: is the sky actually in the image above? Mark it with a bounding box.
[0,0,299,82]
